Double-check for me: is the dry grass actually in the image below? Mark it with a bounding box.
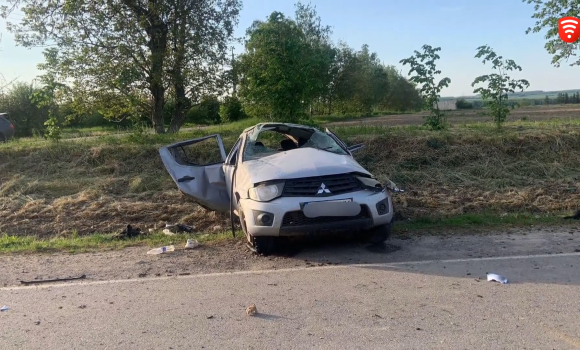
[344,121,580,219]
[0,119,579,238]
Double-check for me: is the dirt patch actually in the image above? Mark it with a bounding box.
[1,225,579,287]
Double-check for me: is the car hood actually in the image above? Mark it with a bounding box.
[238,147,371,184]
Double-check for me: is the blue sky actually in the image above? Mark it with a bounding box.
[1,0,577,97]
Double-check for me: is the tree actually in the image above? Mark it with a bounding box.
[31,74,69,141]
[544,95,550,105]
[565,92,570,103]
[523,0,580,67]
[400,45,451,130]
[471,45,530,129]
[0,81,48,137]
[238,12,314,122]
[2,0,241,134]
[294,2,336,115]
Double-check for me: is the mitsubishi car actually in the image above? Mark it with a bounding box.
[159,122,401,255]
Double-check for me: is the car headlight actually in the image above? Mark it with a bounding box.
[385,179,404,193]
[356,176,384,192]
[248,182,285,202]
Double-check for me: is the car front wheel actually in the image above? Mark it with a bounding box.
[365,221,393,244]
[251,235,275,256]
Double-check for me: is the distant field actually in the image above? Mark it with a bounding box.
[326,105,580,127]
[443,89,580,102]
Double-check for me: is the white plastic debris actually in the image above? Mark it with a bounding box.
[1,306,9,312]
[487,273,508,284]
[163,229,176,236]
[185,239,200,249]
[147,245,175,255]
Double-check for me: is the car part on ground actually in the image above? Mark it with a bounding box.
[159,122,403,255]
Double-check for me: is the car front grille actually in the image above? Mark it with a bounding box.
[282,173,362,197]
[281,205,371,228]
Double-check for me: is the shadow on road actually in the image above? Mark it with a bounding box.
[268,228,580,286]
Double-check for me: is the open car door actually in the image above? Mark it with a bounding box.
[325,127,365,155]
[159,134,230,213]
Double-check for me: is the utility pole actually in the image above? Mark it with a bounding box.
[231,47,237,96]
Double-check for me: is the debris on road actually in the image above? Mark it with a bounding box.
[246,304,258,316]
[20,274,87,285]
[147,245,175,255]
[163,229,176,236]
[1,306,9,312]
[165,223,194,234]
[486,272,508,284]
[206,315,214,319]
[116,224,142,239]
[563,209,580,220]
[184,239,200,249]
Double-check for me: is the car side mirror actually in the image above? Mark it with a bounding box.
[385,179,404,193]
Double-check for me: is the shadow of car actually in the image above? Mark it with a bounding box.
[0,113,15,142]
[159,122,403,255]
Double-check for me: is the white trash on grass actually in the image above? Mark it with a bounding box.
[163,229,176,236]
[487,273,508,284]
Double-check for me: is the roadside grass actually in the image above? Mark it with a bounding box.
[0,212,575,254]
[0,230,239,254]
[1,116,579,241]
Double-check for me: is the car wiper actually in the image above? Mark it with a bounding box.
[307,146,333,151]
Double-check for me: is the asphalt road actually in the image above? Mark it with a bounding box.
[2,249,580,349]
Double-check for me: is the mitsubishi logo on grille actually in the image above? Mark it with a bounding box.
[317,183,331,194]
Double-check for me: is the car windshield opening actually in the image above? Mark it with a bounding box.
[243,125,348,161]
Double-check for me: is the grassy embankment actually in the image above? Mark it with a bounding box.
[1,115,579,253]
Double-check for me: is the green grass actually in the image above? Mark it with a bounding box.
[0,212,575,254]
[1,114,579,247]
[0,231,239,254]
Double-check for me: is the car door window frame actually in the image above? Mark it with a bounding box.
[225,137,243,166]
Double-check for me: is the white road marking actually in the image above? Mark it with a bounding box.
[2,251,579,291]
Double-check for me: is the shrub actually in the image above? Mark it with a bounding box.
[219,96,246,123]
[187,95,221,125]
[456,98,473,109]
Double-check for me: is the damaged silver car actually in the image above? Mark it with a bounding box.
[160,123,401,255]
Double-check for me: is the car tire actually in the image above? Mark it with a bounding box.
[365,221,393,244]
[251,235,275,256]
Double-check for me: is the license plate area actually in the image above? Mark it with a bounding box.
[300,198,352,210]
[300,198,360,218]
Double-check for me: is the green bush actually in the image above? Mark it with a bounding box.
[187,95,221,125]
[0,82,49,137]
[456,98,473,109]
[219,96,246,123]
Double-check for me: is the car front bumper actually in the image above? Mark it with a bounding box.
[238,189,393,237]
